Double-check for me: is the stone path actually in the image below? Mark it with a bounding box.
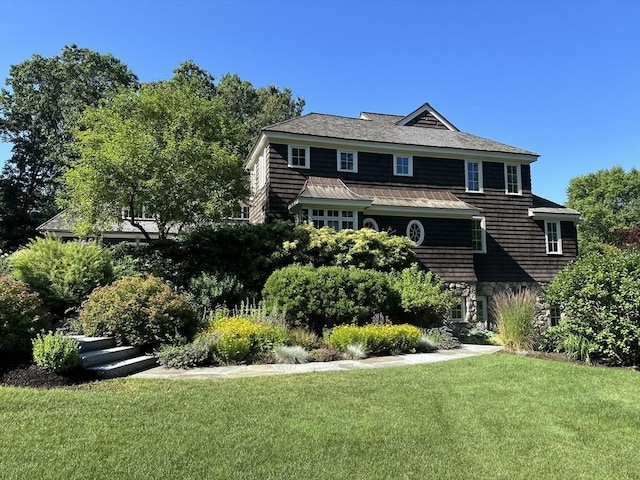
[131,344,502,380]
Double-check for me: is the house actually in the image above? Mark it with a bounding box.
[245,102,580,328]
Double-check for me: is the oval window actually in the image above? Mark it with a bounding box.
[406,220,425,245]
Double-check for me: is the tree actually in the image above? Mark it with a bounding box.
[60,79,248,241]
[0,45,138,249]
[566,166,640,253]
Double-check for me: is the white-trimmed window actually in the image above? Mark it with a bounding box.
[406,219,425,245]
[393,155,413,176]
[505,164,522,195]
[362,218,379,231]
[309,209,355,231]
[288,145,309,168]
[465,161,483,192]
[122,205,154,220]
[450,297,466,322]
[337,150,358,172]
[472,216,486,253]
[545,220,562,254]
[476,296,488,325]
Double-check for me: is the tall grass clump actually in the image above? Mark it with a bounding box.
[491,289,536,350]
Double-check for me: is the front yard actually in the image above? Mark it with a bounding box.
[1,354,638,479]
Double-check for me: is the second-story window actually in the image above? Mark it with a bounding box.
[505,164,522,195]
[394,155,413,176]
[337,150,358,172]
[472,216,486,253]
[288,145,309,169]
[545,220,562,254]
[465,161,483,192]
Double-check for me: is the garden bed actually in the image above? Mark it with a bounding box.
[0,357,97,389]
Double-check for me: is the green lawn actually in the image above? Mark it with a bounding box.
[1,354,638,479]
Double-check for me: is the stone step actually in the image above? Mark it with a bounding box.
[87,355,158,379]
[79,346,140,368]
[68,335,116,352]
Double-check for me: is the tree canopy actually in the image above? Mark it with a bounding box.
[566,166,640,253]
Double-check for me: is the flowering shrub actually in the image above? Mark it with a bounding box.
[328,324,422,356]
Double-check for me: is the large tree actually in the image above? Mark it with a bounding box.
[60,78,248,241]
[0,45,138,249]
[567,166,640,253]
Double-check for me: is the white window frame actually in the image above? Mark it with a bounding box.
[337,150,358,172]
[406,219,425,246]
[545,220,563,255]
[308,209,357,231]
[288,145,310,169]
[362,218,379,231]
[393,154,413,176]
[471,216,487,254]
[450,297,466,322]
[505,163,522,195]
[465,160,483,193]
[476,296,488,325]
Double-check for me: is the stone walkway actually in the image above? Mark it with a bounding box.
[131,344,502,380]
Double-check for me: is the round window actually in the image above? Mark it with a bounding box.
[406,220,425,245]
[362,218,379,231]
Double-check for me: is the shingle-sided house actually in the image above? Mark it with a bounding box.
[245,102,580,327]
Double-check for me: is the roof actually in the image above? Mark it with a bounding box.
[37,211,175,237]
[298,176,370,202]
[359,112,404,124]
[529,195,580,221]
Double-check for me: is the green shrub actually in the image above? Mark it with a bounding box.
[545,248,640,366]
[9,236,113,317]
[79,275,198,347]
[328,324,422,356]
[156,336,218,369]
[285,328,319,349]
[32,332,79,373]
[263,264,396,333]
[0,250,11,276]
[422,327,461,350]
[562,334,595,364]
[308,346,341,362]
[0,276,50,352]
[110,241,182,284]
[490,289,537,350]
[189,271,246,312]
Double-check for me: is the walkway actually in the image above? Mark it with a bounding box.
[132,344,502,380]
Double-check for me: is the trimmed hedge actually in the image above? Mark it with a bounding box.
[32,332,79,373]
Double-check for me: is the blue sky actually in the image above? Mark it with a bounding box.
[1,0,638,204]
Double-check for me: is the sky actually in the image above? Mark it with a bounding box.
[0,0,638,204]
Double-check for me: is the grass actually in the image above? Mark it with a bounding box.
[1,354,639,479]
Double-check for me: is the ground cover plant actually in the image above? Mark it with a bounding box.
[1,355,638,480]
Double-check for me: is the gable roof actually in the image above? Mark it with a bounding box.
[396,102,459,131]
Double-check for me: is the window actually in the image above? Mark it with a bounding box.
[288,145,309,168]
[394,155,413,176]
[471,216,486,253]
[549,306,562,326]
[309,209,355,231]
[545,220,562,254]
[450,297,466,322]
[122,205,154,220]
[465,161,483,192]
[362,218,379,231]
[505,164,522,195]
[406,220,425,245]
[476,296,488,325]
[231,205,250,220]
[337,150,358,172]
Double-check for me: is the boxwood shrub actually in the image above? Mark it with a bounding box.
[32,332,79,373]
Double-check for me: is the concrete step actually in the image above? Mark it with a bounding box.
[79,346,140,368]
[69,335,116,352]
[87,355,158,379]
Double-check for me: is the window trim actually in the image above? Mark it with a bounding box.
[450,297,466,322]
[288,145,310,169]
[308,208,357,231]
[476,295,488,325]
[362,217,379,231]
[406,219,425,246]
[472,216,487,254]
[337,150,358,173]
[545,220,563,255]
[505,163,522,195]
[393,154,413,177]
[465,160,483,193]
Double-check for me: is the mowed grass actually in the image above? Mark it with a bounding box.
[1,354,639,480]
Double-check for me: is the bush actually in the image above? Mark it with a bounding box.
[285,328,319,349]
[490,289,537,350]
[79,275,198,347]
[0,276,50,352]
[156,336,218,369]
[0,249,11,276]
[274,345,310,364]
[9,236,113,317]
[110,241,182,284]
[189,271,246,312]
[545,248,640,366]
[422,327,461,350]
[32,332,79,372]
[263,264,396,333]
[328,324,422,356]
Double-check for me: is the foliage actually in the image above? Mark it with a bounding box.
[545,248,640,366]
[262,265,396,333]
[189,271,246,313]
[32,332,80,373]
[79,275,198,347]
[156,336,218,369]
[0,45,138,250]
[416,336,438,352]
[0,276,49,352]
[616,224,640,249]
[422,327,461,350]
[562,334,595,364]
[110,241,182,284]
[285,328,319,349]
[308,345,342,362]
[328,324,422,356]
[490,289,537,350]
[566,166,640,253]
[0,249,10,276]
[8,236,113,317]
[281,224,416,272]
[391,264,456,327]
[273,345,310,364]
[343,343,368,360]
[463,328,502,346]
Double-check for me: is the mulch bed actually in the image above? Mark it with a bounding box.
[0,356,98,389]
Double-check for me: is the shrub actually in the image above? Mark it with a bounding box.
[490,289,537,350]
[156,336,218,369]
[562,334,595,364]
[274,345,310,364]
[285,328,319,349]
[545,248,640,366]
[79,275,198,347]
[189,271,246,312]
[0,276,50,352]
[32,332,79,373]
[110,241,182,284]
[422,327,461,350]
[9,236,113,317]
[416,336,438,352]
[308,346,341,362]
[262,264,396,333]
[0,249,11,276]
[328,324,422,356]
[344,343,368,360]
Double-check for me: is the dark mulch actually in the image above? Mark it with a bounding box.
[0,355,99,389]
